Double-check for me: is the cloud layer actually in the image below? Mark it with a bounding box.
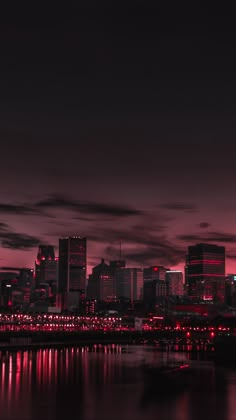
[177,231,236,243]
[0,223,41,250]
[35,195,143,217]
[159,202,198,213]
[0,194,235,271]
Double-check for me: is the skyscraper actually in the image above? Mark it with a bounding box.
[165,270,184,296]
[116,268,143,301]
[58,237,86,311]
[185,243,225,302]
[35,245,58,303]
[225,274,236,307]
[87,259,117,302]
[143,265,170,282]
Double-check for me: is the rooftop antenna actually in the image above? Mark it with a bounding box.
[119,240,122,260]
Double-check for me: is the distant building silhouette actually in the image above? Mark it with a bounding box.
[0,268,34,310]
[143,265,170,282]
[116,268,143,301]
[58,237,86,311]
[87,259,144,303]
[185,243,225,302]
[165,270,184,296]
[35,245,58,303]
[143,266,170,312]
[225,274,236,307]
[19,268,34,306]
[87,259,117,302]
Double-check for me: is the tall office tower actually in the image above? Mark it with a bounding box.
[143,265,169,310]
[185,243,225,302]
[58,237,86,311]
[87,259,116,301]
[143,265,170,282]
[18,268,34,306]
[225,274,236,307]
[143,280,168,312]
[35,245,58,301]
[116,268,143,301]
[165,270,184,296]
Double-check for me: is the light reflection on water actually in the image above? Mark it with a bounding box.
[0,345,234,420]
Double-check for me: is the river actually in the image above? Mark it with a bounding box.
[0,344,235,420]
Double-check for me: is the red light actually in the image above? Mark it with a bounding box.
[186,331,190,337]
[153,267,158,271]
[210,332,215,337]
[180,364,189,369]
[188,274,225,277]
[189,260,223,265]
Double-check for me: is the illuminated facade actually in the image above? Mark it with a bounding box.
[225,274,236,307]
[185,243,225,302]
[58,237,87,310]
[165,270,184,296]
[143,265,169,282]
[35,245,58,302]
[19,268,34,306]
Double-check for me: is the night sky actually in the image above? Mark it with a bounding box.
[1,3,236,274]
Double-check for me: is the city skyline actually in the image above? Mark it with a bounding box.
[1,4,236,420]
[1,4,236,274]
[0,233,235,277]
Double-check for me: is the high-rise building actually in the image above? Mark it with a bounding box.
[143,280,168,312]
[165,270,184,296]
[143,265,170,282]
[185,243,225,302]
[87,259,117,302]
[225,274,236,307]
[19,268,34,306]
[58,237,86,311]
[35,245,58,302]
[116,268,143,301]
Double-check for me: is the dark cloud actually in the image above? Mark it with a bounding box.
[159,202,198,213]
[0,233,41,250]
[177,231,236,243]
[199,222,211,229]
[36,195,77,209]
[0,203,37,215]
[131,223,168,232]
[0,222,41,250]
[105,243,185,267]
[87,221,186,267]
[0,222,9,231]
[226,254,236,260]
[35,194,142,217]
[82,202,142,217]
[176,234,206,242]
[73,215,111,222]
[89,225,170,249]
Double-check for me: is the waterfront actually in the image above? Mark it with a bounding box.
[0,344,235,420]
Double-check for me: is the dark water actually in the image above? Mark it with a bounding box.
[0,344,235,420]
